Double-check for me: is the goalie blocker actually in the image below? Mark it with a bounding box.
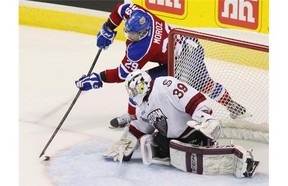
[169,140,259,178]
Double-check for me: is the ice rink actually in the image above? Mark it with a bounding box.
[18,25,270,186]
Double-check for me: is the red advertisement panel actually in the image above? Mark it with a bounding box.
[217,0,259,29]
[145,0,185,16]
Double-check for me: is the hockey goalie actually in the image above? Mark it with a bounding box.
[103,70,259,178]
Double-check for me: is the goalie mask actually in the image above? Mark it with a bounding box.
[125,70,152,106]
[124,10,152,42]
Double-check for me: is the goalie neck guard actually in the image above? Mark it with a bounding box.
[125,70,152,106]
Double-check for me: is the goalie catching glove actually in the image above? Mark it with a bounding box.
[187,119,221,142]
[75,72,103,91]
[102,128,138,163]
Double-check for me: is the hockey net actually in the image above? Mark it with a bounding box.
[168,28,269,143]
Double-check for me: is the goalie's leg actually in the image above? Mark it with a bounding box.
[169,140,260,178]
[140,134,170,165]
[139,130,213,166]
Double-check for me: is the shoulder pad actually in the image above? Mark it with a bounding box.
[127,36,151,62]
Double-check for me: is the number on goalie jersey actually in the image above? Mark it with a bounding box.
[131,76,213,138]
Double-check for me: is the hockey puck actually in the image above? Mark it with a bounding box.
[44,156,50,161]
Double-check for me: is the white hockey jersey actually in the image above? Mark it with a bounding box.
[130,76,214,138]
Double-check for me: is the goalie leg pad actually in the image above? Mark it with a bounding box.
[102,127,138,163]
[140,134,154,165]
[233,146,260,178]
[169,140,259,178]
[140,134,171,166]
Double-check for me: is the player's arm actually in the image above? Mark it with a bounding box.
[97,54,135,84]
[81,40,150,85]
[107,3,131,28]
[96,3,138,49]
[74,68,121,91]
[96,2,126,49]
[99,43,150,83]
[99,68,123,83]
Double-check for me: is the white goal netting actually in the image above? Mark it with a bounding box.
[168,28,269,143]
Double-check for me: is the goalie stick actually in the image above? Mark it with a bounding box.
[39,48,103,159]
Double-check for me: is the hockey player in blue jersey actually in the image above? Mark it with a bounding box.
[75,3,248,128]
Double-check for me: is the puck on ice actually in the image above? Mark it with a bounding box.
[44,156,50,161]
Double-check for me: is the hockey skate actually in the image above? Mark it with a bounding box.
[227,100,251,119]
[242,157,260,177]
[110,113,131,128]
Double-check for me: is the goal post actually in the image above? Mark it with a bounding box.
[168,28,269,143]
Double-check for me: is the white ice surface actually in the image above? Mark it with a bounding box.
[19,26,269,186]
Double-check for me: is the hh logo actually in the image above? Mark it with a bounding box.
[217,0,260,30]
[145,0,185,16]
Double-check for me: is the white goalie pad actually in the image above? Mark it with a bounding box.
[140,134,171,166]
[169,140,259,178]
[140,134,154,165]
[102,127,138,163]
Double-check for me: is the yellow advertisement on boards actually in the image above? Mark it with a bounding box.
[133,0,268,34]
[142,0,188,19]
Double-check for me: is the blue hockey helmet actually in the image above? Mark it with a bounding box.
[124,10,152,42]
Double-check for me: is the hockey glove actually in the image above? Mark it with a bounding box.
[75,72,103,91]
[103,129,138,163]
[187,119,221,142]
[96,23,117,50]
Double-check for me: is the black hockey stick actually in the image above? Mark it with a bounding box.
[39,48,103,158]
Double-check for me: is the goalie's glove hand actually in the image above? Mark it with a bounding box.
[102,130,138,163]
[96,23,117,50]
[187,119,221,142]
[75,72,103,91]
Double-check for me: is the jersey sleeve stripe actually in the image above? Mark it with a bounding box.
[128,124,146,139]
[119,64,130,80]
[118,3,130,20]
[185,93,206,116]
